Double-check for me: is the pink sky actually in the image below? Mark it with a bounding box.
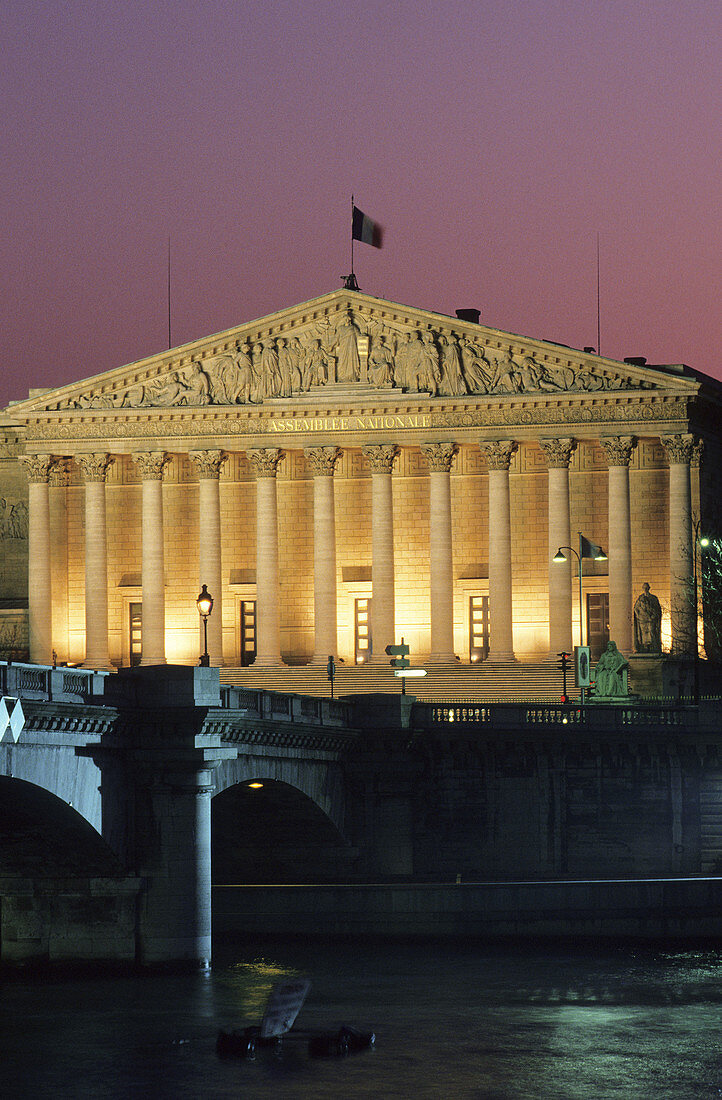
[2,0,720,408]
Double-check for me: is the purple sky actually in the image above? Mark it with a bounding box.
[2,0,720,408]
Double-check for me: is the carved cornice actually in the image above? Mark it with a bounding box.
[19,454,59,483]
[599,436,636,467]
[362,443,400,473]
[420,442,458,473]
[304,446,342,476]
[77,453,115,483]
[478,440,518,471]
[661,433,696,466]
[189,449,228,479]
[539,437,577,468]
[132,450,171,480]
[247,447,283,477]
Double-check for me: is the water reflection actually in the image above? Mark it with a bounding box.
[4,941,722,1098]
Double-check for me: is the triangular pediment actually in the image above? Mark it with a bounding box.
[3,289,700,417]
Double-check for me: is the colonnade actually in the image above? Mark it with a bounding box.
[19,433,699,669]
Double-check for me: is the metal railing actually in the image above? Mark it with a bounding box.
[412,700,700,733]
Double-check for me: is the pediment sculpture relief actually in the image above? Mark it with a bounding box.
[65,310,652,410]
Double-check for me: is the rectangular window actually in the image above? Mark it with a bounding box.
[586,593,610,660]
[129,603,142,667]
[355,598,372,663]
[470,595,490,661]
[240,600,257,667]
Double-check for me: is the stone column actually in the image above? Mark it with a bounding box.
[19,454,58,664]
[49,461,70,664]
[662,434,696,655]
[479,440,518,661]
[540,438,576,655]
[420,442,458,661]
[362,444,399,659]
[133,451,171,666]
[78,453,115,671]
[190,450,227,667]
[600,436,636,655]
[247,448,284,666]
[305,446,342,664]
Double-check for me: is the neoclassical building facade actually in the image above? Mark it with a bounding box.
[0,289,719,672]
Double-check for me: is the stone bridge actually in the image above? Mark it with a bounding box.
[3,661,722,966]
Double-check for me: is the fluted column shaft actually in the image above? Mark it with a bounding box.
[306,447,341,663]
[134,451,171,665]
[79,454,114,670]
[248,449,284,666]
[541,439,576,654]
[480,441,518,661]
[363,445,399,659]
[20,455,57,664]
[601,437,635,654]
[191,451,227,666]
[662,434,695,655]
[421,443,457,660]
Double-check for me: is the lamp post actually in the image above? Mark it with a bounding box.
[196,585,213,667]
[693,523,709,706]
[553,532,607,701]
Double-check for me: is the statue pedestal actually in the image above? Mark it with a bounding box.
[627,655,666,699]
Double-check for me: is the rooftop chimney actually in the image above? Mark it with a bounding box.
[455,308,481,324]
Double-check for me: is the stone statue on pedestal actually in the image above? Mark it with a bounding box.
[633,582,662,654]
[594,641,629,698]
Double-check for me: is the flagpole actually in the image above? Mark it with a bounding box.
[596,231,601,356]
[167,235,172,350]
[350,194,355,281]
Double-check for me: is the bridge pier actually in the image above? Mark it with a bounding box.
[83,666,236,968]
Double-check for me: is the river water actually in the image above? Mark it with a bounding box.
[4,938,722,1099]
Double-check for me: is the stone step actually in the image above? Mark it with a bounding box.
[219,660,571,703]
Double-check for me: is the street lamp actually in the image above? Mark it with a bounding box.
[196,584,213,667]
[553,533,607,702]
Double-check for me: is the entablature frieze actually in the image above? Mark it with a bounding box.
[19,393,692,452]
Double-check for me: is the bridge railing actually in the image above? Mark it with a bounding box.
[412,700,700,733]
[0,662,108,703]
[220,685,351,727]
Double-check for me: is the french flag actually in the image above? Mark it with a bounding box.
[352,205,383,248]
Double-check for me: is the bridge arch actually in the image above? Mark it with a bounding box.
[0,776,121,876]
[211,775,356,884]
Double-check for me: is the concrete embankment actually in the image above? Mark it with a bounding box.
[214,877,722,940]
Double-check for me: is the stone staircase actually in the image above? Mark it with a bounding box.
[219,659,571,703]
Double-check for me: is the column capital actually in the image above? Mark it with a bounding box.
[478,440,517,470]
[49,459,72,488]
[189,449,228,479]
[247,447,283,477]
[691,439,704,468]
[362,443,399,473]
[77,453,115,483]
[661,433,696,465]
[420,441,458,472]
[133,450,171,480]
[539,437,576,468]
[19,454,60,483]
[305,446,341,476]
[600,435,636,467]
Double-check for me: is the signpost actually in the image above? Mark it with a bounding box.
[386,639,410,694]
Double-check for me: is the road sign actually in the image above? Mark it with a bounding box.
[385,640,410,670]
